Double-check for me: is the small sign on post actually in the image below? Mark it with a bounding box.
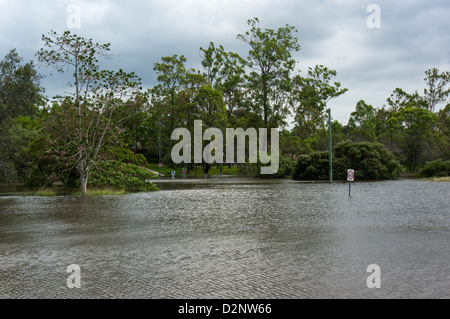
[171,171,176,180]
[182,168,187,178]
[347,169,354,196]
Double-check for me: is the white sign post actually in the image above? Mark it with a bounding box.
[347,169,354,196]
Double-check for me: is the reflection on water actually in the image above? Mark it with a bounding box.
[0,179,449,298]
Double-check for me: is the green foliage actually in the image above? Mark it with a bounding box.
[293,151,330,180]
[237,17,300,127]
[87,160,158,192]
[292,141,403,181]
[274,155,295,178]
[105,147,148,166]
[254,155,295,178]
[292,65,347,132]
[25,136,79,188]
[0,49,45,125]
[2,25,449,188]
[419,159,450,177]
[0,116,42,183]
[36,30,144,195]
[396,106,436,171]
[333,141,404,180]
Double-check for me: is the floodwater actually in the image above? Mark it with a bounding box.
[0,178,449,299]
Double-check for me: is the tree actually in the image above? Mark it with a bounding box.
[396,107,436,171]
[292,141,403,181]
[0,116,41,183]
[0,49,45,125]
[0,49,45,183]
[432,104,450,160]
[333,141,403,180]
[347,100,376,141]
[386,88,424,111]
[195,85,227,175]
[237,17,300,128]
[36,30,144,196]
[152,54,187,133]
[423,68,450,113]
[200,42,246,122]
[291,65,347,145]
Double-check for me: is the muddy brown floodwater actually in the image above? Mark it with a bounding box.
[0,178,449,298]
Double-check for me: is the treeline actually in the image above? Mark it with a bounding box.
[0,18,449,193]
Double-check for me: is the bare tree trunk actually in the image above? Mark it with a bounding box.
[80,173,88,197]
[77,159,89,197]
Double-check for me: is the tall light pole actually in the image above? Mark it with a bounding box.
[328,108,332,184]
[158,125,161,178]
[220,119,224,179]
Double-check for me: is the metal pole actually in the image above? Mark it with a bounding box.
[220,119,224,178]
[158,125,161,178]
[349,181,352,197]
[328,108,332,184]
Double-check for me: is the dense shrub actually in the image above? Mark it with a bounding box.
[256,155,295,178]
[333,141,403,180]
[105,147,148,166]
[292,151,330,180]
[293,141,403,181]
[419,159,450,177]
[86,160,158,192]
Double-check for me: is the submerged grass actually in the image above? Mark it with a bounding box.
[34,188,58,196]
[423,176,450,182]
[72,188,127,196]
[28,187,127,196]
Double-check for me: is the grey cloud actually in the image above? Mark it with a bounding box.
[1,0,448,124]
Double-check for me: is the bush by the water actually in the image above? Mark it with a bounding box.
[86,160,158,192]
[105,147,148,166]
[254,155,295,178]
[293,141,403,181]
[419,159,450,177]
[292,151,330,180]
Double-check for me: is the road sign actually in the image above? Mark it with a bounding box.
[158,163,163,167]
[347,169,355,182]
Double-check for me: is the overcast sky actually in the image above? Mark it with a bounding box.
[1,0,449,125]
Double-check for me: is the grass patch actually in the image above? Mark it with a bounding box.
[147,163,182,176]
[28,187,127,196]
[207,165,240,176]
[147,163,241,177]
[73,188,127,196]
[423,176,450,182]
[34,188,58,196]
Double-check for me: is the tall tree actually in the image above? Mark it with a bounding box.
[397,107,436,171]
[432,103,450,160]
[423,68,450,113]
[386,88,424,111]
[36,30,143,196]
[0,49,45,124]
[347,100,376,141]
[292,65,347,138]
[152,55,187,133]
[237,17,300,128]
[200,42,246,122]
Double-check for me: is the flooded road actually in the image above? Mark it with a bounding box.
[0,178,449,298]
